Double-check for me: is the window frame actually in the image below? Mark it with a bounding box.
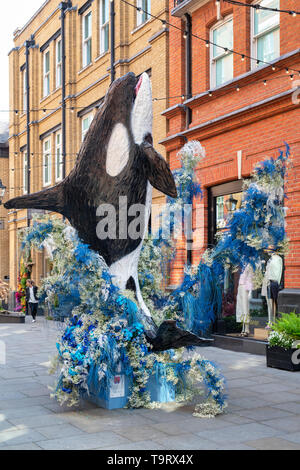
[43,137,52,187]
[43,49,50,97]
[251,0,280,69]
[210,15,234,88]
[23,150,28,195]
[55,131,63,182]
[23,70,27,114]
[100,0,109,54]
[81,112,94,142]
[136,0,151,27]
[56,38,62,88]
[82,10,92,68]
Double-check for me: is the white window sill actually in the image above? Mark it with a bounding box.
[78,62,93,75]
[41,95,50,103]
[131,18,152,35]
[95,51,109,62]
[43,182,52,188]
[40,92,53,104]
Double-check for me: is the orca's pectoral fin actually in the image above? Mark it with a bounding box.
[4,183,66,216]
[147,320,213,352]
[141,141,177,198]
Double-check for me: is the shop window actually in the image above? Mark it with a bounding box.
[83,11,92,67]
[210,16,233,88]
[136,0,151,27]
[251,0,280,67]
[100,0,109,54]
[55,131,63,182]
[81,112,93,141]
[43,138,51,187]
[215,192,243,235]
[56,39,62,88]
[43,50,50,97]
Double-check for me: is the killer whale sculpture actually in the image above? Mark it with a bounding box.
[5,72,212,351]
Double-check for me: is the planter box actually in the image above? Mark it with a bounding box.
[266,345,300,372]
[0,311,25,324]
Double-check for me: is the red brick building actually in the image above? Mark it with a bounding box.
[161,0,300,312]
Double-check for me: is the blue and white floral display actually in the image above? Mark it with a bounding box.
[169,143,290,335]
[20,212,227,417]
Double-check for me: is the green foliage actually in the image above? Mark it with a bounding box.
[223,315,242,333]
[272,313,300,340]
[250,308,267,318]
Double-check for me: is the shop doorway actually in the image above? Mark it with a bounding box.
[208,181,267,339]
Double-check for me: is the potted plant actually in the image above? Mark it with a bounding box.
[266,313,300,371]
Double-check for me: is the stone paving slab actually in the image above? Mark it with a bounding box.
[0,318,299,450]
[37,431,131,450]
[244,437,300,450]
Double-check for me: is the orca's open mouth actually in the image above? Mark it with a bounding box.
[135,75,143,96]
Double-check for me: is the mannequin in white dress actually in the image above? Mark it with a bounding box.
[236,264,253,336]
[261,250,283,328]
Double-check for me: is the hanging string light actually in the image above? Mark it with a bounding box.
[223,0,300,16]
[120,0,300,75]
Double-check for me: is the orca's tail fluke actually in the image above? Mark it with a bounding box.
[4,183,66,216]
[146,320,214,352]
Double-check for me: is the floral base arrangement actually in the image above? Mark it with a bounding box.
[21,216,227,418]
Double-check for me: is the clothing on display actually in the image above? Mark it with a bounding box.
[236,264,253,335]
[261,253,283,326]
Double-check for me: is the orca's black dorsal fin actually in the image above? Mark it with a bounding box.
[4,183,66,216]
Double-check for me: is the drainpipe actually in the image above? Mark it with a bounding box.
[110,0,115,84]
[184,13,192,127]
[25,35,35,227]
[60,1,72,180]
[184,14,193,265]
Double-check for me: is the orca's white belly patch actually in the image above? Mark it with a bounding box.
[109,182,153,318]
[106,122,130,177]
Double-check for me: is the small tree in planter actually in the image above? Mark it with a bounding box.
[267,313,300,371]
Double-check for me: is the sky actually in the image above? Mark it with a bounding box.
[0,0,45,125]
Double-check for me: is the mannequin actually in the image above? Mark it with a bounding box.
[261,248,283,328]
[236,264,253,337]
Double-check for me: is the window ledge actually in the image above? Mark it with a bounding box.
[131,18,152,35]
[95,51,109,62]
[40,94,51,104]
[78,62,93,75]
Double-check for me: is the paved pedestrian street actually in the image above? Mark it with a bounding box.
[0,318,299,450]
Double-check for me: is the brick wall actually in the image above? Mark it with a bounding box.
[163,0,300,287]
